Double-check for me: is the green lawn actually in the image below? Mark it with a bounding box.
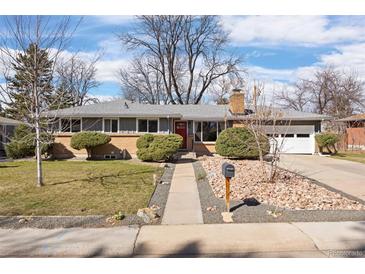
[0,160,161,216]
[331,152,365,164]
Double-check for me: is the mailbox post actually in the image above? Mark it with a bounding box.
[222,163,235,212]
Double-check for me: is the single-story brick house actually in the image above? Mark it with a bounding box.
[46,90,331,159]
[339,114,365,150]
[0,116,22,157]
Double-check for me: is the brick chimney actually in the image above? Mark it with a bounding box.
[229,88,245,114]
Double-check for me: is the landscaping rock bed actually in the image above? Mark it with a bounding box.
[193,159,365,224]
[199,156,365,210]
[0,163,175,229]
[147,163,175,224]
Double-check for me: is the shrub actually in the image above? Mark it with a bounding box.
[136,134,183,162]
[5,140,34,159]
[136,134,155,149]
[5,124,52,159]
[70,131,111,159]
[315,132,340,154]
[215,127,270,159]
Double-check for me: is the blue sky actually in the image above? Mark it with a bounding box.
[2,15,365,101]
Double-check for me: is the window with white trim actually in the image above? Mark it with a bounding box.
[137,119,158,133]
[60,118,81,132]
[194,121,226,142]
[104,119,118,133]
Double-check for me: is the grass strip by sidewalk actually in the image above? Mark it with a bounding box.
[331,152,365,165]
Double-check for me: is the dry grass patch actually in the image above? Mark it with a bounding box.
[0,160,161,216]
[332,152,365,164]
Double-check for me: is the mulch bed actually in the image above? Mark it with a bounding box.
[0,163,175,229]
[193,159,365,224]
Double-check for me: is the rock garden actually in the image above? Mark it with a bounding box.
[200,156,365,211]
[195,127,365,224]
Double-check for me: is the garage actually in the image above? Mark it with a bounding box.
[265,125,316,154]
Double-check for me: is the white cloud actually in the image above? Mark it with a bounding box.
[95,59,129,82]
[221,16,365,46]
[247,66,296,82]
[91,94,119,102]
[318,43,365,77]
[93,16,135,25]
[94,37,132,83]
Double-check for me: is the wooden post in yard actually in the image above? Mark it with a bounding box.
[225,177,230,212]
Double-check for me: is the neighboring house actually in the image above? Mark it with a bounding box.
[46,90,331,159]
[0,117,23,157]
[339,114,365,150]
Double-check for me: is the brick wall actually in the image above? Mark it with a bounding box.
[346,127,365,150]
[52,133,140,159]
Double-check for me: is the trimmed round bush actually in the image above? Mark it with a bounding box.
[215,127,270,159]
[136,134,183,162]
[70,131,111,159]
[315,132,340,154]
[136,134,155,149]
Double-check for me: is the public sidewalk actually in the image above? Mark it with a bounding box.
[161,161,203,225]
[1,221,364,257]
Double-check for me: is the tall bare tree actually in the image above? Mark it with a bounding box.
[276,66,365,118]
[119,16,241,104]
[0,16,79,187]
[275,83,312,112]
[55,53,100,108]
[119,55,169,104]
[210,72,246,105]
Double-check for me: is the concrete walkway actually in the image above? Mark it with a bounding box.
[279,155,365,201]
[1,221,364,257]
[161,161,203,225]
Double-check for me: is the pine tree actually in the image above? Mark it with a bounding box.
[52,81,75,109]
[5,43,54,122]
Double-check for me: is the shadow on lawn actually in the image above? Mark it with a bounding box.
[0,165,19,168]
[49,170,154,186]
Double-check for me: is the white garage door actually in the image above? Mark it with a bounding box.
[266,125,315,154]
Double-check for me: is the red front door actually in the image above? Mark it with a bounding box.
[175,121,187,149]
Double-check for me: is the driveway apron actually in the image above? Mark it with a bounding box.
[279,155,365,201]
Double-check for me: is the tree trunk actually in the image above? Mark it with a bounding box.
[35,99,44,187]
[33,51,43,187]
[33,86,43,187]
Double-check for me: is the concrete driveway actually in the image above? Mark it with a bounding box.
[279,155,365,201]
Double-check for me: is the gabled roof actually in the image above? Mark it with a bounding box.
[45,99,331,121]
[339,114,365,122]
[0,116,23,126]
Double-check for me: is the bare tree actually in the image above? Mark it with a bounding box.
[210,72,246,105]
[0,16,79,187]
[275,82,312,112]
[120,55,169,104]
[119,16,242,104]
[55,53,100,108]
[276,66,365,118]
[239,82,290,183]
